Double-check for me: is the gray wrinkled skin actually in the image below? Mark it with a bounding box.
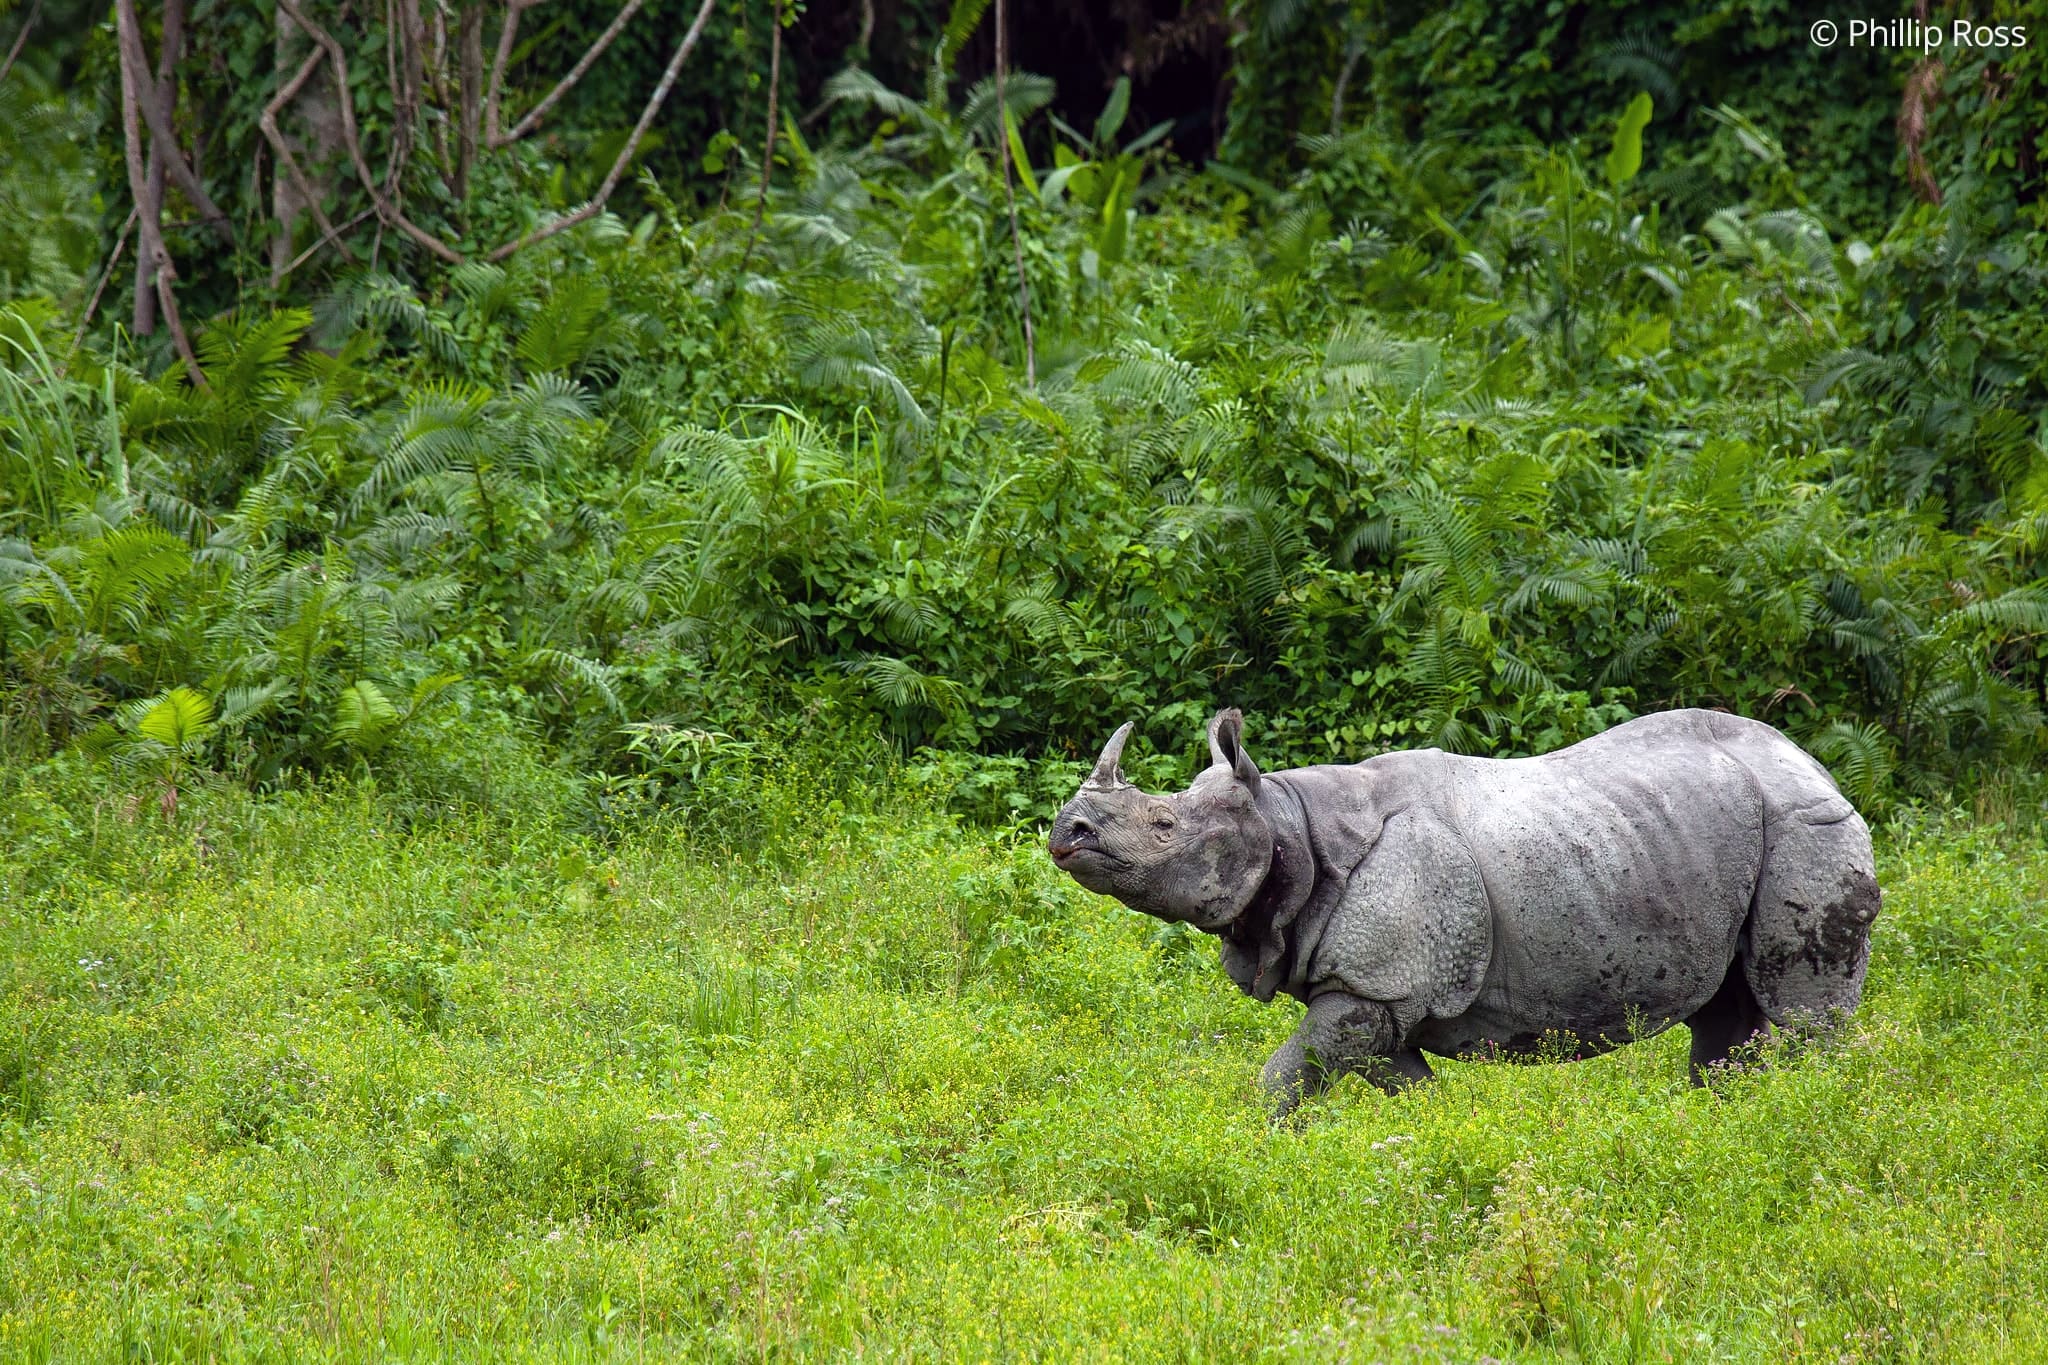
[1048,708,1879,1114]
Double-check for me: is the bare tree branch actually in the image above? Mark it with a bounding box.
[1330,41,1364,134]
[69,207,137,367]
[492,0,649,149]
[154,265,203,390]
[260,44,359,283]
[483,0,530,147]
[0,0,42,89]
[994,0,1036,387]
[117,30,204,388]
[741,0,784,272]
[1900,58,1945,206]
[275,0,465,263]
[426,0,454,173]
[278,207,376,281]
[429,2,449,102]
[401,0,434,185]
[114,0,230,232]
[125,0,164,335]
[383,0,406,189]
[487,0,716,261]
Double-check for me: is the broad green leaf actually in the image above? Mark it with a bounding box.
[1098,166,1131,265]
[1605,91,1654,186]
[1004,107,1038,199]
[1122,119,1173,156]
[780,110,811,163]
[1094,76,1131,150]
[1203,160,1280,201]
[1039,160,1093,205]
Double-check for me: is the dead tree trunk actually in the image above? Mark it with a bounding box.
[268,3,348,286]
[129,0,185,333]
[456,2,483,202]
[116,7,203,386]
[994,0,1036,387]
[741,0,784,271]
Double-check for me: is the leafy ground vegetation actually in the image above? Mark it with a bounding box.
[2,6,2045,811]
[5,764,2048,1360]
[3,0,2048,1358]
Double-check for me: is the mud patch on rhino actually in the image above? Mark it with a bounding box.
[1794,869,1880,976]
[1749,868,1879,983]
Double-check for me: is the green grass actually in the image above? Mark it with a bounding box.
[4,760,2047,1362]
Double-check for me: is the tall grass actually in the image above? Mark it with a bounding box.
[3,759,2046,1359]
[0,316,94,527]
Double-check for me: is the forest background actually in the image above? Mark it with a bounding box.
[1,0,2043,820]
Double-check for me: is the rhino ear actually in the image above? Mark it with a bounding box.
[1207,708,1261,793]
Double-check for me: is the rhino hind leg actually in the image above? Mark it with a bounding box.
[1359,1048,1436,1094]
[1743,807,1879,1027]
[1685,955,1771,1085]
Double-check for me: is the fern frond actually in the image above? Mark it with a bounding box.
[786,316,929,427]
[522,647,625,716]
[1078,341,1201,414]
[958,72,1057,141]
[517,276,610,375]
[820,67,932,126]
[1957,585,2048,634]
[1808,720,1896,808]
[1597,610,1675,686]
[846,653,963,713]
[1591,29,1682,108]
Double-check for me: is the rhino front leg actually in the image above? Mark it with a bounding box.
[1261,992,1433,1115]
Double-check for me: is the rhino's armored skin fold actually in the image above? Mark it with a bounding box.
[1047,708,1879,1113]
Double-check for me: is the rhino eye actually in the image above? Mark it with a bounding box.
[1151,813,1176,830]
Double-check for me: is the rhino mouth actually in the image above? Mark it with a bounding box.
[1048,842,1120,870]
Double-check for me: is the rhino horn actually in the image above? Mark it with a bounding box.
[1086,722,1136,789]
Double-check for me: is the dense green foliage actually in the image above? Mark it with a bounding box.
[7,764,2048,1358]
[1223,0,1913,233]
[5,46,2046,820]
[0,62,101,306]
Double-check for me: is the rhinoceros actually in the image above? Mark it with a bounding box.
[1047,708,1878,1112]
